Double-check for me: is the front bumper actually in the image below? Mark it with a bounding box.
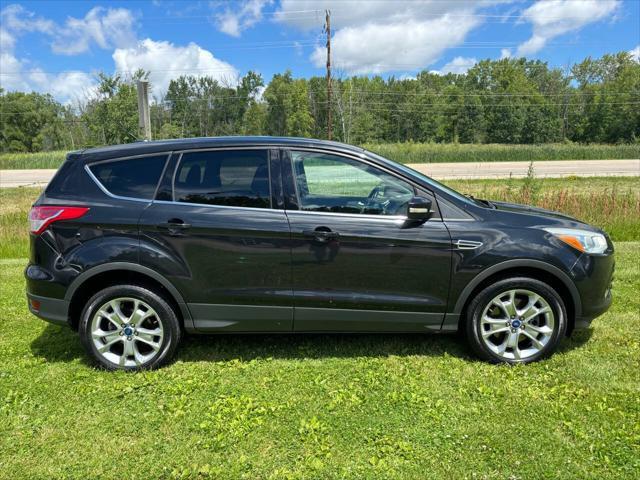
[571,249,615,330]
[26,292,69,326]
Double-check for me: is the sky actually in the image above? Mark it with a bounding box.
[1,0,639,103]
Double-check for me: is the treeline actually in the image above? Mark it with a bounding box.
[1,51,639,153]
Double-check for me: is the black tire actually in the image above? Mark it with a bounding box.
[465,277,567,364]
[79,284,181,371]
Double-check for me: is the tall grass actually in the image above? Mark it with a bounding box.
[1,143,639,169]
[0,151,67,169]
[363,142,640,164]
[448,177,640,241]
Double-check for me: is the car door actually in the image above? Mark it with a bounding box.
[139,148,293,332]
[283,148,452,332]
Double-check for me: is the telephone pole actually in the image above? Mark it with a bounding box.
[325,9,332,140]
[136,80,152,141]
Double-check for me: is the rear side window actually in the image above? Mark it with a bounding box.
[174,150,270,209]
[89,155,168,200]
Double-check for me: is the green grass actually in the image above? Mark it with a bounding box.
[1,243,638,479]
[363,142,640,164]
[2,143,640,169]
[1,175,639,478]
[0,150,67,169]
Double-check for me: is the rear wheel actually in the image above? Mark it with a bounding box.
[79,285,181,371]
[465,277,567,364]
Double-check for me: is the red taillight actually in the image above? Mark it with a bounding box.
[28,206,89,235]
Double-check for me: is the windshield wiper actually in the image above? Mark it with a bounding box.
[465,194,496,209]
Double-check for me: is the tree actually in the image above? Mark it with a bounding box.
[0,90,66,152]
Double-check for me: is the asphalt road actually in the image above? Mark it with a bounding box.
[1,159,638,188]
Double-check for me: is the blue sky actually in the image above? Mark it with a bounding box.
[1,0,638,102]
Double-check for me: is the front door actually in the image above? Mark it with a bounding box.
[139,148,293,332]
[283,149,451,332]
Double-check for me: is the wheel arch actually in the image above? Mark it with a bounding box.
[65,263,192,330]
[453,259,581,335]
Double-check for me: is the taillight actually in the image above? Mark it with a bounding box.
[28,206,89,235]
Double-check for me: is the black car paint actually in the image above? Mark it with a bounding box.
[26,136,614,335]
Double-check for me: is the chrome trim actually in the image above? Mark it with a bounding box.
[84,164,150,204]
[454,239,483,249]
[85,152,171,203]
[285,209,408,222]
[285,147,437,221]
[171,147,273,208]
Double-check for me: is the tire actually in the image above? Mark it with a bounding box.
[465,277,567,364]
[79,284,181,371]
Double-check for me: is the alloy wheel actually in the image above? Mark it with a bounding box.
[90,297,164,368]
[479,289,555,361]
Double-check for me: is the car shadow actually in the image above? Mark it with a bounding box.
[30,323,594,366]
[30,324,472,365]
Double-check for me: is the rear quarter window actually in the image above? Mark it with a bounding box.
[88,155,168,200]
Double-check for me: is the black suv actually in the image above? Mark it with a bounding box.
[26,137,614,370]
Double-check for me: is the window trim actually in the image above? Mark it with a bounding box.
[85,152,172,203]
[170,147,274,210]
[285,147,442,221]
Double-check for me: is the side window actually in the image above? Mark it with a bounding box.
[174,150,270,209]
[89,155,168,200]
[291,151,414,216]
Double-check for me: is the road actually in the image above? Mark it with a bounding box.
[1,159,638,188]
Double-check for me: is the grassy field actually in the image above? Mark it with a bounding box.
[363,143,640,164]
[1,176,639,478]
[2,143,639,169]
[1,243,638,479]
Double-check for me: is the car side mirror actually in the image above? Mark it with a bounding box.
[406,196,432,223]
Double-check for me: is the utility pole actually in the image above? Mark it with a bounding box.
[325,9,332,140]
[136,80,152,141]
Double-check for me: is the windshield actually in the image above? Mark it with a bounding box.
[365,151,482,207]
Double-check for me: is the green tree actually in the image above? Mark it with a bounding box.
[0,90,66,152]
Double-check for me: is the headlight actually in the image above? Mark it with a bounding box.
[544,227,608,254]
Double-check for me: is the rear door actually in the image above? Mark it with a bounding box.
[139,148,293,332]
[283,148,452,332]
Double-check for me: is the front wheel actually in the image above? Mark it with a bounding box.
[79,285,181,371]
[465,278,567,364]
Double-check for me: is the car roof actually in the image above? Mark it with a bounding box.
[77,136,365,162]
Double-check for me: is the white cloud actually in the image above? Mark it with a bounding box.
[0,4,54,35]
[112,39,239,96]
[52,7,137,55]
[0,27,15,52]
[215,0,272,37]
[0,5,97,102]
[28,69,96,102]
[310,15,480,75]
[500,48,512,59]
[277,1,511,74]
[517,0,620,56]
[630,45,640,62]
[436,56,478,75]
[0,52,95,103]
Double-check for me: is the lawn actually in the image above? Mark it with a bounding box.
[1,176,639,479]
[1,244,639,479]
[1,143,639,169]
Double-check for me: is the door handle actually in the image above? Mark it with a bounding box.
[157,219,191,236]
[303,228,339,243]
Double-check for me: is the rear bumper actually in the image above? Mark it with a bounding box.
[26,292,69,327]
